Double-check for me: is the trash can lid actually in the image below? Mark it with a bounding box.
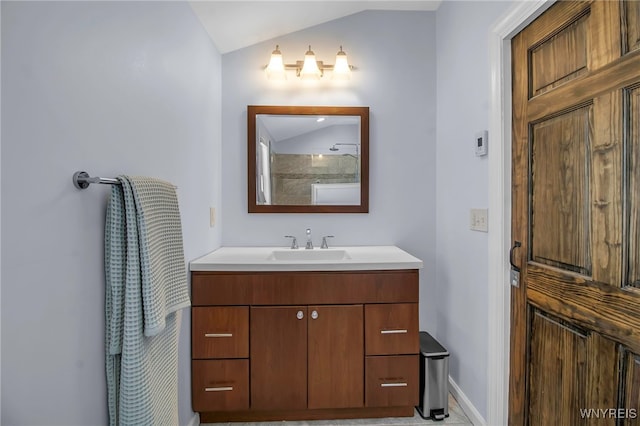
[419,331,449,357]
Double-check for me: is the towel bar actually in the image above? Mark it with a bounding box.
[73,171,177,190]
[73,171,120,190]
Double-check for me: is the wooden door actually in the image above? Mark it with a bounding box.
[307,305,364,409]
[510,1,640,425]
[250,306,307,410]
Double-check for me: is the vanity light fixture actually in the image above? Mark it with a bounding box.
[264,45,354,80]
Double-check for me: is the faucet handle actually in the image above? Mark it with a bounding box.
[321,235,334,249]
[284,235,298,249]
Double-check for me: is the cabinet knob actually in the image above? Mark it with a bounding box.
[296,310,304,320]
[311,310,319,320]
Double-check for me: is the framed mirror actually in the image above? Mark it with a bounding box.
[248,105,369,213]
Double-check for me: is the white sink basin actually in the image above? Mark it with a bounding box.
[190,246,423,272]
[268,249,351,261]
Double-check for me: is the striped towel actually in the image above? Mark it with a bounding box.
[105,176,191,426]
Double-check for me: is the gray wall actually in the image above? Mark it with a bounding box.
[220,10,438,332]
[435,1,514,420]
[0,1,525,424]
[1,2,221,424]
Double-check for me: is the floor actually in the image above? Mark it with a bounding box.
[202,394,473,426]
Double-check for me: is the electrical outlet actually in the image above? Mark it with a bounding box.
[209,207,216,228]
[470,208,488,232]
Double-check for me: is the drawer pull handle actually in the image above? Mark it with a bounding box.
[380,329,408,334]
[205,386,233,392]
[204,333,233,338]
[381,383,408,387]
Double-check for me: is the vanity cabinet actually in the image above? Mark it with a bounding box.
[191,269,419,422]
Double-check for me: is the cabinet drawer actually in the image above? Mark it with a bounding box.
[192,307,249,359]
[365,304,419,355]
[192,359,249,411]
[365,355,419,407]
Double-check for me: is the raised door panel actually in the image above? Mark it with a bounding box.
[530,106,592,275]
[629,86,640,288]
[530,11,588,96]
[250,306,307,410]
[365,355,419,408]
[192,307,249,359]
[624,351,640,425]
[365,304,419,356]
[192,359,249,412]
[527,310,621,426]
[624,0,640,53]
[528,312,588,426]
[308,305,364,409]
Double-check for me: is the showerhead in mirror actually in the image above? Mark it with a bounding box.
[329,143,359,153]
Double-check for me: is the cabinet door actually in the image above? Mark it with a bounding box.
[250,306,307,410]
[308,305,364,409]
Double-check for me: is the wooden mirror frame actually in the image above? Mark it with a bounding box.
[248,105,369,213]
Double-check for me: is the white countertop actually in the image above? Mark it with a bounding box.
[189,246,423,272]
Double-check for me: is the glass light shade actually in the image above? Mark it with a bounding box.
[265,45,286,80]
[299,46,322,80]
[332,47,351,80]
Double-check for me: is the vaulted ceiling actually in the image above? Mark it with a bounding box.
[189,1,441,53]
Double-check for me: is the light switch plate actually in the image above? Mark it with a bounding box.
[470,208,488,232]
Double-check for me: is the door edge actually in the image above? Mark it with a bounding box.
[486,1,555,425]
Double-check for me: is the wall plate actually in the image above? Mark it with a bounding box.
[475,130,488,156]
[470,208,488,232]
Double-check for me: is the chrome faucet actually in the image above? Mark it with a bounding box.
[285,235,298,249]
[321,235,334,249]
[305,228,313,249]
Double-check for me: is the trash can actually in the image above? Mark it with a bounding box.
[417,331,449,421]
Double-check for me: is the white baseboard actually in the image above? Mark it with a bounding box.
[185,412,200,426]
[449,376,487,426]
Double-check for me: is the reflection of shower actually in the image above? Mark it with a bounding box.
[329,143,360,182]
[329,143,359,153]
[329,143,359,155]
